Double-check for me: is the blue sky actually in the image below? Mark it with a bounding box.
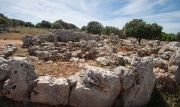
[0,0,180,34]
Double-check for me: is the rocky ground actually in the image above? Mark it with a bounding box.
[0,30,180,107]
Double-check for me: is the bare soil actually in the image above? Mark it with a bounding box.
[0,39,22,46]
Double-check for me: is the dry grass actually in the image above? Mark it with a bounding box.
[34,60,82,78]
[0,27,49,40]
[118,47,129,53]
[86,60,110,69]
[14,47,29,57]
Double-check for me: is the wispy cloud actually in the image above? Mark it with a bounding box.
[113,0,167,16]
[0,0,179,33]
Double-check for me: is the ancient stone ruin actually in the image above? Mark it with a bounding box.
[0,43,17,58]
[0,29,180,107]
[0,56,155,107]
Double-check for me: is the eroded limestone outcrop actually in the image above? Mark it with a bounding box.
[154,42,180,92]
[3,57,39,101]
[114,57,155,107]
[0,43,18,58]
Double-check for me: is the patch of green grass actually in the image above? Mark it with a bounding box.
[147,85,180,107]
[147,86,170,107]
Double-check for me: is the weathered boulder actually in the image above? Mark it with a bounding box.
[69,66,121,107]
[119,39,124,45]
[114,57,155,107]
[112,54,125,66]
[153,57,168,71]
[3,57,38,101]
[0,57,9,97]
[28,46,40,56]
[36,51,50,59]
[158,41,180,55]
[54,35,59,47]
[89,47,96,60]
[0,43,18,58]
[31,76,69,105]
[114,66,135,89]
[96,57,110,66]
[153,40,161,48]
[0,57,9,80]
[168,49,180,82]
[159,51,173,60]
[64,51,72,61]
[80,44,86,54]
[153,68,177,92]
[22,35,38,48]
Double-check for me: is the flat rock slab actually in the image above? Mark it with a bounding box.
[31,76,69,105]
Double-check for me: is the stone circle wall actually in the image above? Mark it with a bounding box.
[0,56,155,107]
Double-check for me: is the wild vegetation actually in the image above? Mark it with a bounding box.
[1,13,180,42]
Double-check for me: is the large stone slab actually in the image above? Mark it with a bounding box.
[114,57,155,107]
[69,66,121,107]
[31,76,69,105]
[125,57,155,107]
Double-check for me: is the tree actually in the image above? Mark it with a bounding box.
[51,20,63,29]
[176,32,180,42]
[123,19,147,45]
[68,23,76,29]
[24,22,34,27]
[81,26,86,31]
[0,13,9,24]
[38,20,51,28]
[123,19,163,45]
[86,21,103,35]
[102,26,121,36]
[159,32,176,41]
[35,23,41,28]
[151,23,163,39]
[0,17,8,24]
[51,19,77,29]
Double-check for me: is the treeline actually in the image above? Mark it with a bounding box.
[1,13,180,42]
[159,32,180,42]
[81,20,180,43]
[80,21,121,36]
[122,19,180,44]
[0,13,78,29]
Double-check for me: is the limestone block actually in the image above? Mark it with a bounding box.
[69,66,121,107]
[123,57,155,107]
[0,57,9,80]
[31,76,69,105]
[3,57,38,101]
[169,49,180,82]
[114,66,135,89]
[96,57,110,66]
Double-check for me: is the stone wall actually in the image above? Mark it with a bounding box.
[0,56,155,107]
[22,29,100,48]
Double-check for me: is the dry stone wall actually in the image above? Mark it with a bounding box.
[0,56,155,107]
[22,29,100,48]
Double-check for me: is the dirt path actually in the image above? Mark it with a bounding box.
[0,39,22,46]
